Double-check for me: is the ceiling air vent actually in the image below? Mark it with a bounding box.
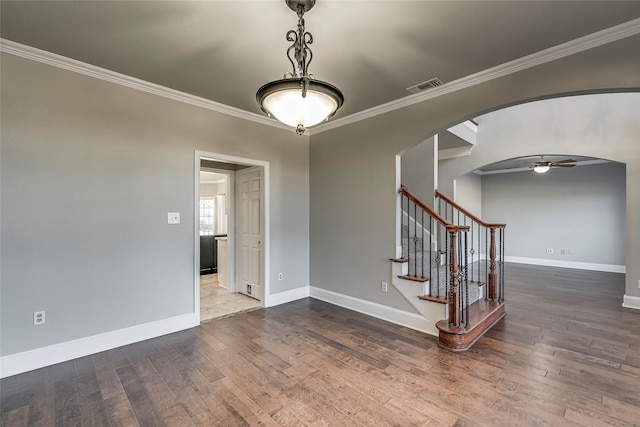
[406,78,444,94]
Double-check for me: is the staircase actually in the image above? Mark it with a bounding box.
[391,185,506,351]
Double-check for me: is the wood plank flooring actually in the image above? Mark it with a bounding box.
[2,263,640,426]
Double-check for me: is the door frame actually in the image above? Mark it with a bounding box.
[194,151,270,324]
[199,166,234,286]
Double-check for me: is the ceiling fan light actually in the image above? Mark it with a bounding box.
[534,165,550,173]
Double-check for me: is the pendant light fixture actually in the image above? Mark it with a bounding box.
[256,0,344,135]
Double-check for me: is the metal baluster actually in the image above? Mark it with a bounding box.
[413,203,418,277]
[465,220,477,281]
[400,196,409,260]
[421,209,425,278]
[429,216,433,296]
[405,196,410,260]
[403,194,406,259]
[478,224,482,288]
[437,224,441,298]
[484,227,488,301]
[448,230,454,326]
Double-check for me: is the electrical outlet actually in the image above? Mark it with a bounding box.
[546,248,554,254]
[278,272,283,280]
[381,282,388,293]
[34,311,45,326]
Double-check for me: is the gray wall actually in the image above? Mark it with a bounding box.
[454,172,482,218]
[310,34,640,313]
[481,163,626,265]
[200,183,225,198]
[440,92,640,299]
[0,54,309,356]
[2,32,639,358]
[401,137,436,206]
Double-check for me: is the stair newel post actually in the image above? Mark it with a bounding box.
[499,226,505,302]
[429,216,433,297]
[488,226,497,301]
[484,227,489,300]
[463,230,470,328]
[448,227,460,327]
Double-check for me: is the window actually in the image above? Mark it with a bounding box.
[200,197,215,236]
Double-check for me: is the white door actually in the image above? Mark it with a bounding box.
[236,168,263,301]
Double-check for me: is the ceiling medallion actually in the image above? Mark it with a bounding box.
[256,0,344,135]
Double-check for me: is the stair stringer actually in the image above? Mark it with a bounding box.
[391,261,447,337]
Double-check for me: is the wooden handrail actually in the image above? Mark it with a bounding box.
[400,185,469,232]
[435,189,505,229]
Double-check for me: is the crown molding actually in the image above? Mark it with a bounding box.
[312,18,640,134]
[2,17,639,136]
[0,38,294,133]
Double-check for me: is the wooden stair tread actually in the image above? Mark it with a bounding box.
[436,299,506,352]
[398,275,429,283]
[417,295,447,304]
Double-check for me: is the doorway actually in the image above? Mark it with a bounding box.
[194,152,270,323]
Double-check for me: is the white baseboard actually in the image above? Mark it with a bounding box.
[268,286,309,307]
[309,286,436,337]
[623,295,640,310]
[0,313,198,379]
[505,256,626,273]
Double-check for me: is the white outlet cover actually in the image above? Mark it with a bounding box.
[167,212,180,224]
[33,311,45,325]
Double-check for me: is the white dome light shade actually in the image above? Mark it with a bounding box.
[534,165,550,173]
[257,78,344,131]
[263,89,336,128]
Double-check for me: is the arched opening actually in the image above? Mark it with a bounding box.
[437,93,636,308]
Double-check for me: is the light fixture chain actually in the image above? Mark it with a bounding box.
[285,4,314,80]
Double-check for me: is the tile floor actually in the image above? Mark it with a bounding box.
[200,273,261,322]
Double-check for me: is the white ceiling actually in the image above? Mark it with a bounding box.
[2,1,639,122]
[200,171,227,184]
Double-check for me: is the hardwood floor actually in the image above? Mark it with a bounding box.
[200,274,261,322]
[2,263,639,426]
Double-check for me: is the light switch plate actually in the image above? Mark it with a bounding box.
[168,212,180,224]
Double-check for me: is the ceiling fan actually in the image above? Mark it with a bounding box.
[530,155,576,173]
